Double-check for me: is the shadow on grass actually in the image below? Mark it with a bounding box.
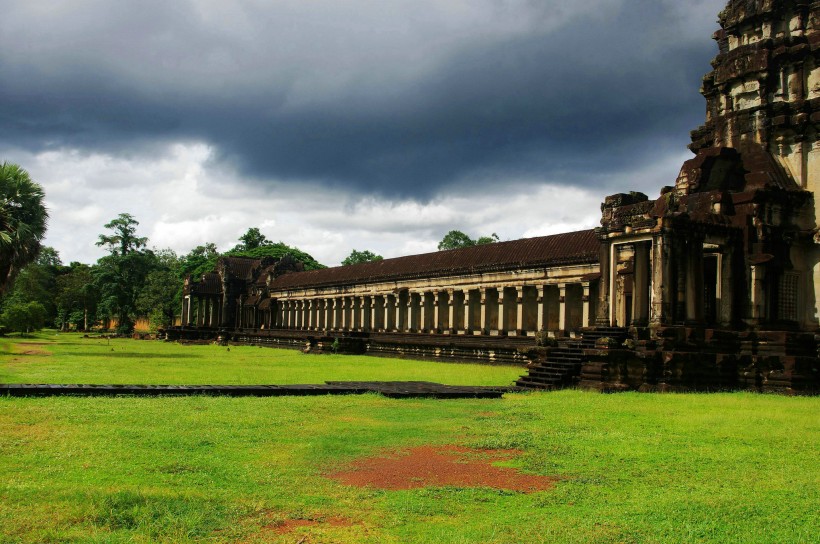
[67,352,201,359]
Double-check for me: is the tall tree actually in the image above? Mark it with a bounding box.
[94,214,155,333]
[437,230,499,251]
[95,213,147,256]
[342,249,383,266]
[0,162,48,294]
[234,227,271,251]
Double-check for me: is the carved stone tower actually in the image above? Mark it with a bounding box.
[690,0,819,200]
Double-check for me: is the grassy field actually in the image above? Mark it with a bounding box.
[0,333,818,543]
[0,332,523,386]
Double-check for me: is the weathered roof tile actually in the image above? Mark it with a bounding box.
[269,229,599,290]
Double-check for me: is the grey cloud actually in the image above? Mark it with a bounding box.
[0,0,727,198]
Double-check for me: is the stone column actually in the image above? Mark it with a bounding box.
[536,286,545,332]
[403,294,410,332]
[751,264,766,323]
[719,250,734,327]
[394,295,402,332]
[419,292,427,333]
[340,298,347,330]
[447,289,455,334]
[515,286,525,335]
[558,283,567,334]
[582,282,591,328]
[480,289,488,334]
[350,296,357,330]
[462,290,471,334]
[370,296,378,332]
[596,238,612,326]
[383,296,390,332]
[432,291,440,333]
[331,298,339,330]
[495,288,505,335]
[650,230,674,326]
[633,242,649,325]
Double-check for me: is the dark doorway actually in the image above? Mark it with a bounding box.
[703,255,718,326]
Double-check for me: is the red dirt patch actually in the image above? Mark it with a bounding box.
[329,445,555,492]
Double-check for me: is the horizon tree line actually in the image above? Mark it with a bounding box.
[0,161,498,334]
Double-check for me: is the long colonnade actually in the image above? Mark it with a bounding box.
[253,281,597,336]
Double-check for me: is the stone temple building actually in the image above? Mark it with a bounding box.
[168,0,820,394]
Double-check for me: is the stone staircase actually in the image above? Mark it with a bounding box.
[516,327,629,390]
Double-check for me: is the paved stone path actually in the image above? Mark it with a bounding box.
[0,381,514,399]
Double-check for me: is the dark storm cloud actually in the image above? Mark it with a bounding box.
[0,0,725,198]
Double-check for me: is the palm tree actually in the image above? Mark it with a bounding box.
[0,162,48,294]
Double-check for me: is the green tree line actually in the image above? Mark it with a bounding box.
[1,210,327,335]
[1,161,499,335]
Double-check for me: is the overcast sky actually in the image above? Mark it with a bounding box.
[0,0,727,266]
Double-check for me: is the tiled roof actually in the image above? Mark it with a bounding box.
[243,294,261,306]
[269,229,599,291]
[221,256,262,281]
[194,273,222,295]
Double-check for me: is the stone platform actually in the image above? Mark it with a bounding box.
[0,381,513,399]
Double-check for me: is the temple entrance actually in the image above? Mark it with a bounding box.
[610,239,650,327]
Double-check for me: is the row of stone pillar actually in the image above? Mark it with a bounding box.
[182,295,221,327]
[601,234,738,328]
[273,283,592,335]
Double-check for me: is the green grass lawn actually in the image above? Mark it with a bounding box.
[0,333,818,543]
[0,331,523,386]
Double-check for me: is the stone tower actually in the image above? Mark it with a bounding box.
[690,0,819,198]
[689,0,820,326]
